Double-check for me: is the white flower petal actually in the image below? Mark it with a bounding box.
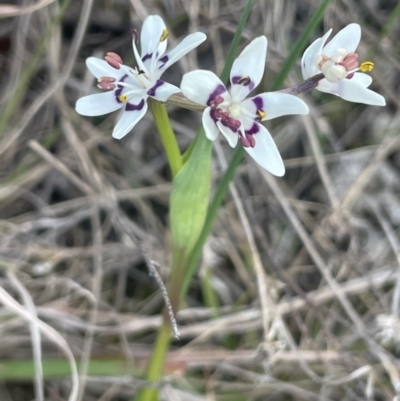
[323,23,361,55]
[112,98,148,139]
[202,107,220,141]
[140,15,167,60]
[316,78,339,94]
[75,92,122,116]
[148,80,180,102]
[337,79,386,106]
[243,122,285,176]
[301,29,332,79]
[242,92,309,121]
[181,70,228,106]
[216,121,238,148]
[350,72,373,87]
[160,32,207,72]
[317,77,385,106]
[230,36,267,102]
[86,57,119,79]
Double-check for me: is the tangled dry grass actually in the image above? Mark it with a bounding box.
[1,0,400,400]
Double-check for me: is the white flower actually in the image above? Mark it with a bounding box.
[76,15,206,139]
[180,36,309,176]
[301,23,385,106]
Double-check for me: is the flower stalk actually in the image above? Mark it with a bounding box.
[148,99,182,177]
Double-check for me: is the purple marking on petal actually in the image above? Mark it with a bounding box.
[115,74,128,103]
[158,55,169,69]
[252,96,264,110]
[207,84,227,106]
[142,53,152,63]
[147,80,164,97]
[125,98,145,111]
[245,122,260,136]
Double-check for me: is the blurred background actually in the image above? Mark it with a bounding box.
[1,0,400,400]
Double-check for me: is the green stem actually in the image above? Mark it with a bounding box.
[135,322,172,401]
[135,250,187,401]
[148,99,182,177]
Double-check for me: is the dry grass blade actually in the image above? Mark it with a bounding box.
[0,0,55,18]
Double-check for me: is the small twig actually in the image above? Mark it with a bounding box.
[7,271,44,401]
[111,209,180,339]
[368,200,400,316]
[301,114,339,208]
[0,286,79,401]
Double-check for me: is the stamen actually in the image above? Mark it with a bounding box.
[160,29,169,42]
[237,76,251,86]
[131,29,139,44]
[239,136,250,147]
[105,52,123,69]
[246,133,256,148]
[341,52,359,71]
[210,95,224,108]
[360,61,374,72]
[257,110,266,121]
[239,133,255,148]
[118,94,128,102]
[97,77,116,91]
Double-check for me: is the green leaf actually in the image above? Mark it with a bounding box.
[169,129,212,260]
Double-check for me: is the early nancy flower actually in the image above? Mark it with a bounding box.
[301,23,385,106]
[180,36,309,176]
[75,15,206,139]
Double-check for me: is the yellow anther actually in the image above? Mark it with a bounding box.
[118,94,128,102]
[160,29,169,42]
[257,110,266,120]
[360,61,374,72]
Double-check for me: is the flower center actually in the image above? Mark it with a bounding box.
[315,50,360,83]
[228,103,241,118]
[210,95,242,132]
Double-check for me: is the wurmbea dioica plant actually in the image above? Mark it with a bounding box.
[75,13,386,401]
[181,36,309,176]
[301,23,386,106]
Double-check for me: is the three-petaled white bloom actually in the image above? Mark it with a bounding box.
[301,23,385,106]
[75,15,206,139]
[181,36,309,176]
